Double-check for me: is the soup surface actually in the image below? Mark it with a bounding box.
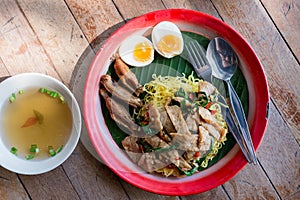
[1,88,72,160]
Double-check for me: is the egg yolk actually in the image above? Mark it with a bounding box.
[157,35,182,54]
[133,42,153,62]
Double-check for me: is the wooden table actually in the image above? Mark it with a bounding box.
[1,0,299,199]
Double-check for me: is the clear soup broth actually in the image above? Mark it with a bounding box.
[1,88,72,160]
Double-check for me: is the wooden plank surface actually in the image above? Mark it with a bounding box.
[62,143,129,200]
[163,1,294,199]
[17,0,89,86]
[112,0,166,20]
[211,0,300,198]
[0,168,30,200]
[65,0,123,47]
[0,0,299,199]
[0,0,59,78]
[19,168,80,200]
[0,59,9,77]
[211,0,300,143]
[257,101,300,199]
[261,0,300,59]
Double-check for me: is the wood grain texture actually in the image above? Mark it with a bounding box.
[211,0,300,145]
[0,168,29,200]
[19,167,80,200]
[1,0,299,199]
[182,186,229,200]
[120,179,181,200]
[261,0,300,59]
[113,0,165,20]
[0,59,9,77]
[223,161,280,199]
[162,0,219,17]
[0,0,59,78]
[65,0,123,44]
[17,0,89,86]
[62,142,130,200]
[257,101,300,199]
[0,0,86,198]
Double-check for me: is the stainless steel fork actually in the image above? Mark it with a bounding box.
[185,40,257,164]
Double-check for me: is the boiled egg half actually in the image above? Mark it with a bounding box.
[152,21,184,58]
[118,35,154,67]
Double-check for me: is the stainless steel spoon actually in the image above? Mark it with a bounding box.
[206,37,258,164]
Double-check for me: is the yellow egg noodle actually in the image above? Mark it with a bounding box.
[143,73,199,109]
[141,73,228,176]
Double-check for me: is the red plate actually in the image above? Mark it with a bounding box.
[83,9,269,195]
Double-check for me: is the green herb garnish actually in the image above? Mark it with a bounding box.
[48,146,56,157]
[48,145,64,157]
[40,88,47,93]
[10,147,18,155]
[33,110,44,124]
[29,144,39,153]
[58,95,65,104]
[9,90,24,103]
[56,145,63,154]
[181,165,198,176]
[25,154,35,160]
[9,93,16,103]
[39,88,65,103]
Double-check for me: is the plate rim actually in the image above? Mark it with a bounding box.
[83,8,269,195]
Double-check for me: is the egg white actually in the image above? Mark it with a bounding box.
[152,21,184,58]
[118,35,154,67]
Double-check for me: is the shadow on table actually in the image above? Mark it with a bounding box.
[0,76,10,83]
[68,21,124,164]
[69,21,124,91]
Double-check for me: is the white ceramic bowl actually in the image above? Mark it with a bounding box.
[0,73,81,175]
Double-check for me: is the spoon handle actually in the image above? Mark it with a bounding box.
[227,80,258,164]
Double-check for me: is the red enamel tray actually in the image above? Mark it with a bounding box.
[83,9,269,196]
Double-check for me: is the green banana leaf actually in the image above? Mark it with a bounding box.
[101,31,249,170]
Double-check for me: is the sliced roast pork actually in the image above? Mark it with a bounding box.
[114,57,143,95]
[165,105,191,135]
[100,75,143,108]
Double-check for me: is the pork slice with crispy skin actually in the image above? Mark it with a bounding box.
[138,152,167,172]
[159,110,176,133]
[114,57,143,95]
[186,113,198,133]
[198,126,212,151]
[100,75,143,108]
[146,103,163,134]
[165,105,191,135]
[169,133,200,152]
[198,81,216,96]
[198,106,226,141]
[144,135,182,169]
[201,123,224,141]
[121,135,142,163]
[100,88,141,135]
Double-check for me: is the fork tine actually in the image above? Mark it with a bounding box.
[186,40,257,164]
[191,41,209,67]
[185,40,211,75]
[185,44,197,67]
[186,42,204,69]
[194,41,208,65]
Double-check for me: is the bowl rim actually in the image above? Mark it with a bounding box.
[83,9,269,195]
[0,72,82,175]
